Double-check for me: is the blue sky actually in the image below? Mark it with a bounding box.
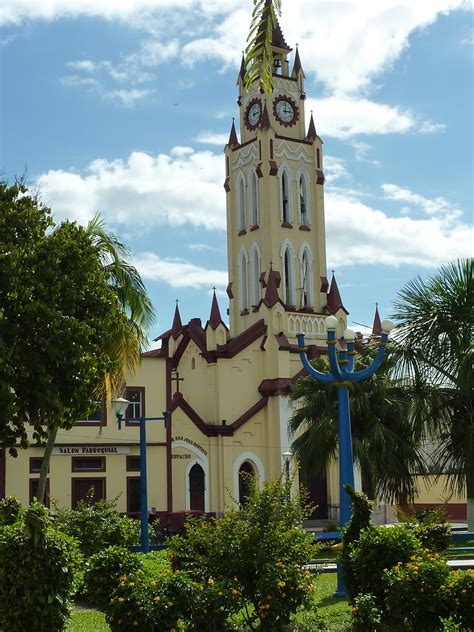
[1,0,472,342]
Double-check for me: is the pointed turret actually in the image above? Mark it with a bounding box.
[171,302,183,339]
[307,112,317,140]
[260,103,271,130]
[371,304,382,337]
[326,272,347,314]
[228,119,239,147]
[208,290,224,330]
[263,266,282,307]
[292,46,304,77]
[239,54,246,82]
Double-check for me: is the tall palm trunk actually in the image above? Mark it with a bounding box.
[467,473,474,532]
[36,425,58,504]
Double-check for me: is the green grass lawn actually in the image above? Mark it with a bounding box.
[67,574,351,631]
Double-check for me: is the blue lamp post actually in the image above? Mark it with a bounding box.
[112,397,169,553]
[296,315,394,596]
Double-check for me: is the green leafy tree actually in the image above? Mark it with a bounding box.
[289,349,425,503]
[244,0,282,93]
[36,214,155,501]
[0,181,126,463]
[391,258,473,529]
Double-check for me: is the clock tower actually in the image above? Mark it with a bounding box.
[224,5,345,339]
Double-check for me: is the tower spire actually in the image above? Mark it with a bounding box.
[326,272,347,314]
[307,111,317,140]
[227,119,239,147]
[208,289,224,330]
[171,301,182,338]
[371,303,382,337]
[292,45,304,77]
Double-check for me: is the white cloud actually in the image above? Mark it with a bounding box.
[418,121,447,134]
[188,243,224,253]
[324,156,351,184]
[36,147,226,229]
[105,88,154,106]
[325,189,472,269]
[381,183,462,219]
[132,252,228,288]
[4,1,470,99]
[194,132,229,146]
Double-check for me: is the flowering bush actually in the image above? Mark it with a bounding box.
[350,524,422,606]
[351,593,382,632]
[82,546,143,609]
[384,551,450,630]
[169,476,316,631]
[448,569,474,630]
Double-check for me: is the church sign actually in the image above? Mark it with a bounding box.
[52,446,130,456]
[172,436,207,456]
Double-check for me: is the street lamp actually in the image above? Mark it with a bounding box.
[296,316,394,596]
[112,398,169,553]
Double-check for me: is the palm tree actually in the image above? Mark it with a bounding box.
[244,0,282,93]
[289,348,426,504]
[391,258,473,529]
[37,215,155,502]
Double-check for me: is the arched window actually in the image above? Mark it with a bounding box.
[250,171,259,226]
[239,249,249,312]
[300,248,313,308]
[189,463,205,511]
[238,461,255,505]
[251,245,261,307]
[299,173,310,226]
[237,175,246,231]
[284,248,295,306]
[280,169,291,223]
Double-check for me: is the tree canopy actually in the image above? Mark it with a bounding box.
[0,180,132,455]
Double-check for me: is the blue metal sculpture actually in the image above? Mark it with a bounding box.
[296,314,394,595]
[113,398,169,553]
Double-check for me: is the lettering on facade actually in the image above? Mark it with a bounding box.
[172,454,192,460]
[172,436,207,456]
[52,446,130,456]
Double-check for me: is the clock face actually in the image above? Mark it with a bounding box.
[274,96,298,126]
[245,99,262,129]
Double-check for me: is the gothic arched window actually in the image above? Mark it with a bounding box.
[189,463,205,511]
[280,169,291,223]
[300,248,313,308]
[299,172,310,226]
[238,461,255,505]
[250,171,259,226]
[283,247,295,306]
[251,246,261,306]
[237,175,246,231]
[239,250,249,312]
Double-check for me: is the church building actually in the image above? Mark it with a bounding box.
[1,7,466,523]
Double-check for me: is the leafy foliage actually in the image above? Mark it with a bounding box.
[398,506,451,553]
[350,524,423,606]
[290,349,425,502]
[53,489,149,557]
[351,593,382,632]
[169,476,316,630]
[391,258,473,524]
[0,501,82,632]
[0,180,129,455]
[82,546,143,609]
[244,0,282,93]
[0,496,22,525]
[341,484,373,601]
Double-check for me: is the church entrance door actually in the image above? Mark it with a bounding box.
[299,468,328,519]
[189,463,205,511]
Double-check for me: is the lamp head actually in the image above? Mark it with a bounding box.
[381,320,395,334]
[282,451,292,459]
[343,328,356,341]
[325,315,338,331]
[112,397,131,419]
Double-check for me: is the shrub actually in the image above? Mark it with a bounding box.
[351,593,382,632]
[169,475,316,631]
[0,496,22,525]
[384,551,450,630]
[0,500,82,632]
[106,567,192,632]
[399,506,451,553]
[350,524,422,606]
[341,484,373,601]
[82,546,143,609]
[448,569,474,630]
[53,489,152,557]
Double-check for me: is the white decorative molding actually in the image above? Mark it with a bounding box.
[233,145,258,169]
[273,77,300,96]
[275,141,312,164]
[288,314,326,337]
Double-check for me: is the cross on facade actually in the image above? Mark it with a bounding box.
[172,371,184,394]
